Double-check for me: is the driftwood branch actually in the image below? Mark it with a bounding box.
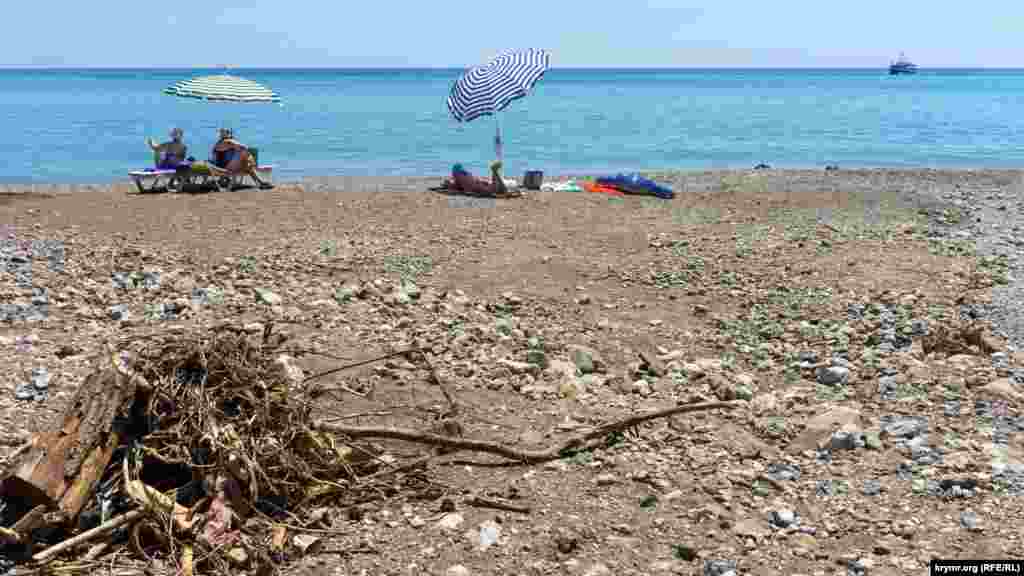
[302,349,416,384]
[318,401,741,464]
[409,349,459,417]
[32,509,145,563]
[467,495,531,514]
[303,347,460,417]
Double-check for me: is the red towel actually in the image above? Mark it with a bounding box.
[583,181,625,196]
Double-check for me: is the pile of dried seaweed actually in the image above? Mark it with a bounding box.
[1,326,379,575]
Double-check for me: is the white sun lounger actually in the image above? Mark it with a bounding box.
[129,165,274,194]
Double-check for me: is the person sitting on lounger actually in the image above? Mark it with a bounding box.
[146,128,188,169]
[212,128,273,189]
[448,162,516,197]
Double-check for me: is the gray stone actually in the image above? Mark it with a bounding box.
[830,431,865,451]
[14,381,36,401]
[878,375,899,400]
[862,480,882,496]
[31,367,49,390]
[960,511,979,530]
[881,416,926,440]
[704,560,737,576]
[765,463,801,482]
[831,356,851,368]
[108,304,128,321]
[769,509,797,528]
[816,480,834,496]
[910,319,929,336]
[816,365,849,386]
[141,271,161,290]
[798,351,818,363]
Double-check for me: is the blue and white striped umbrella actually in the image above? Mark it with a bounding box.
[447,49,549,161]
[447,49,549,123]
[163,74,280,103]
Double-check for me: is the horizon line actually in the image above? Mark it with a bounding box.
[3,65,1024,70]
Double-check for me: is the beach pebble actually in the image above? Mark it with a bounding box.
[862,480,882,496]
[704,559,737,576]
[816,365,849,386]
[108,304,128,321]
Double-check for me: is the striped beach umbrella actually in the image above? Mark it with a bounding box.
[163,74,280,103]
[447,49,550,160]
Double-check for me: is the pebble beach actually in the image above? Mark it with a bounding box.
[2,169,1024,575]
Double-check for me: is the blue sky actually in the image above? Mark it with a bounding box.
[3,1,1022,67]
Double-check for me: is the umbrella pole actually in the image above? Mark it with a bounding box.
[494,115,503,163]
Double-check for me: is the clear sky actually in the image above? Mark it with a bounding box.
[3,0,1022,68]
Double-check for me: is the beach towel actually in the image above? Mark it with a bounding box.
[582,181,625,196]
[596,173,674,199]
[540,180,583,193]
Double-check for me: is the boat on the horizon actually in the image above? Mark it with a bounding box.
[889,53,917,75]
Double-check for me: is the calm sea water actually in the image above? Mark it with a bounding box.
[2,68,1024,184]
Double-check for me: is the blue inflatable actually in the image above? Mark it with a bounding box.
[596,173,674,199]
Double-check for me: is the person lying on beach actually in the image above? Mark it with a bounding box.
[146,128,188,169]
[447,162,518,197]
[212,128,273,189]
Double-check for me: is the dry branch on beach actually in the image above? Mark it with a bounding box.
[0,323,739,574]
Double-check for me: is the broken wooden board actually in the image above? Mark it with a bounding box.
[1,363,141,522]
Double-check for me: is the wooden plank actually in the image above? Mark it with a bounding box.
[1,365,140,523]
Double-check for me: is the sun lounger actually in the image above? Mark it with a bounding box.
[128,165,274,194]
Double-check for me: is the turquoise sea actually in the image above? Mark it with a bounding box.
[2,68,1024,184]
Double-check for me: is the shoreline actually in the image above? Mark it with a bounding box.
[0,166,1023,190]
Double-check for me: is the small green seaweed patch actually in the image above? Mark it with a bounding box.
[751,480,770,497]
[384,254,433,280]
[895,381,929,401]
[771,201,920,243]
[717,285,834,362]
[938,207,965,225]
[944,432,962,450]
[943,382,962,400]
[238,255,257,274]
[816,382,849,401]
[733,224,772,259]
[760,416,788,439]
[319,239,338,257]
[928,238,975,258]
[977,254,1011,285]
[650,270,694,289]
[646,243,706,288]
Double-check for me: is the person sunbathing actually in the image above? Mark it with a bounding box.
[146,128,188,169]
[211,128,273,189]
[448,162,517,197]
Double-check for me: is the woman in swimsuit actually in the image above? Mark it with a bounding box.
[212,128,273,189]
[450,161,516,197]
[147,128,188,169]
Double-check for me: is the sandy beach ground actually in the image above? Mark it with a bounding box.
[2,169,1024,575]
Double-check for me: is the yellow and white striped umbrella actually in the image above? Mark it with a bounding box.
[163,74,280,103]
